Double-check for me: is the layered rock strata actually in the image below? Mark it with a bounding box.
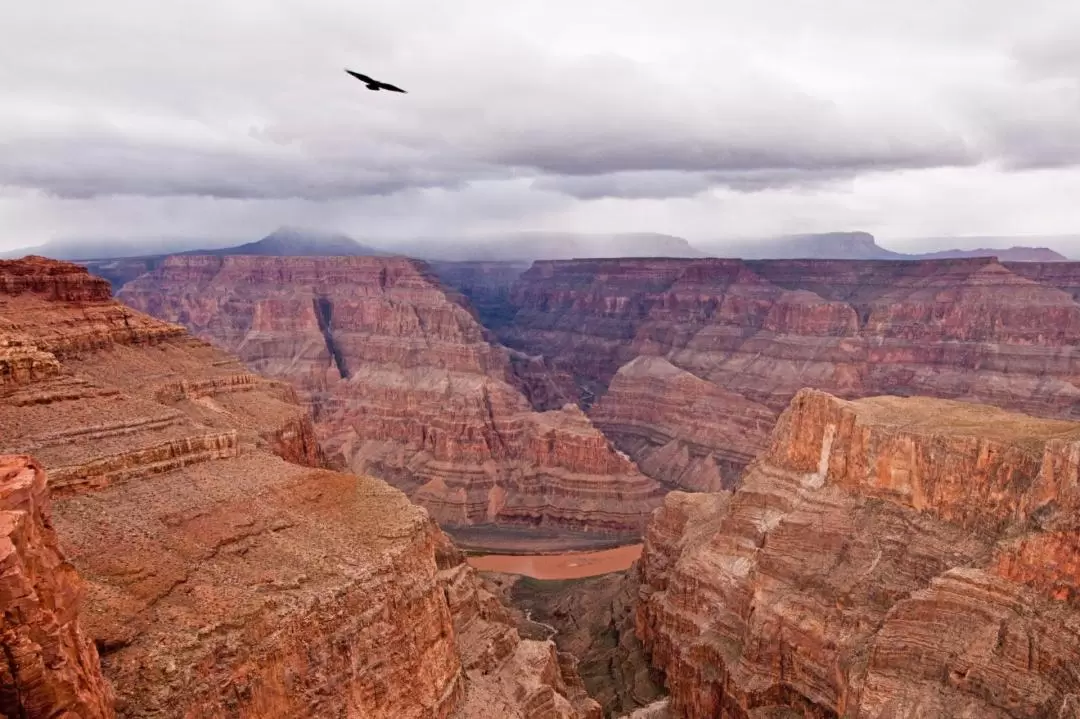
[0,257,600,718]
[119,255,663,542]
[635,388,1080,718]
[498,257,1080,488]
[590,357,774,491]
[0,454,115,718]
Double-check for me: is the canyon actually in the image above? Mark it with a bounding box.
[488,256,1080,488]
[634,387,1080,717]
[0,256,599,718]
[117,254,664,548]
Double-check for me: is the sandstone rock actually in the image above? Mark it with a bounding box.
[0,454,114,718]
[634,389,1080,718]
[590,357,775,491]
[0,257,601,718]
[119,255,664,544]
[498,257,1080,490]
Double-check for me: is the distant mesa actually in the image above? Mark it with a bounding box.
[700,230,1072,262]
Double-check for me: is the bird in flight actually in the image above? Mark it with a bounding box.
[345,69,407,94]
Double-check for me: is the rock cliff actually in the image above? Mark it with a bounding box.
[495,257,1080,490]
[634,388,1080,718]
[0,256,600,718]
[590,357,774,491]
[0,454,115,718]
[118,255,663,546]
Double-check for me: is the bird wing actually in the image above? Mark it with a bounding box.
[345,69,376,84]
[378,82,407,93]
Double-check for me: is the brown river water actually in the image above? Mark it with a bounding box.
[466,543,643,580]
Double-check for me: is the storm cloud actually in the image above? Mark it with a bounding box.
[2,0,1080,248]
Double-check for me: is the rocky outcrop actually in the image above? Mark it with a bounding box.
[590,357,774,491]
[119,255,664,545]
[495,257,1080,490]
[634,389,1080,718]
[0,455,115,718]
[0,257,600,718]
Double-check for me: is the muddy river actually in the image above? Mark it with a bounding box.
[466,543,643,580]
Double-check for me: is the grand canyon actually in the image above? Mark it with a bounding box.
[4,249,1080,718]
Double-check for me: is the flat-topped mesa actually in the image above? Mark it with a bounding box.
[0,455,114,718]
[121,254,665,543]
[492,256,1080,492]
[635,389,1080,718]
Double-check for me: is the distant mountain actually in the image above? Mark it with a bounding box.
[702,231,1072,262]
[183,226,387,257]
[916,246,1069,262]
[702,232,905,260]
[384,232,707,261]
[80,227,387,290]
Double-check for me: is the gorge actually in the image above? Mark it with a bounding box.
[6,251,1080,717]
[0,256,600,718]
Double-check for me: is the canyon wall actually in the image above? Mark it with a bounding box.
[0,454,115,718]
[0,256,599,718]
[118,255,663,546]
[495,257,1080,487]
[634,388,1080,718]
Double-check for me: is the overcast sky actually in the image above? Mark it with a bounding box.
[3,0,1080,252]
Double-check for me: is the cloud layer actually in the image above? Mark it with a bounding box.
[2,0,1080,248]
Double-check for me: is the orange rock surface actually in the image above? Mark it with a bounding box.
[0,257,598,718]
[118,255,663,543]
[634,389,1080,717]
[0,454,115,718]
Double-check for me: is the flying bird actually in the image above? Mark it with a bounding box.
[345,69,407,94]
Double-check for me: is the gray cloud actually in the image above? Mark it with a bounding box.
[2,0,1080,247]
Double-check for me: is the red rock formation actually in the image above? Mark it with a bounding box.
[0,257,601,718]
[590,356,775,491]
[0,455,114,718]
[119,255,664,544]
[634,389,1080,718]
[498,257,1080,489]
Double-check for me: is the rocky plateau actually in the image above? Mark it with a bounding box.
[0,256,599,718]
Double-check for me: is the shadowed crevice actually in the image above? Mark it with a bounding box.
[313,297,349,379]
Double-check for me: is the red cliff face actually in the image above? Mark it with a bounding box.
[0,455,115,718]
[119,255,664,544]
[0,257,599,718]
[496,257,1080,491]
[634,389,1080,718]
